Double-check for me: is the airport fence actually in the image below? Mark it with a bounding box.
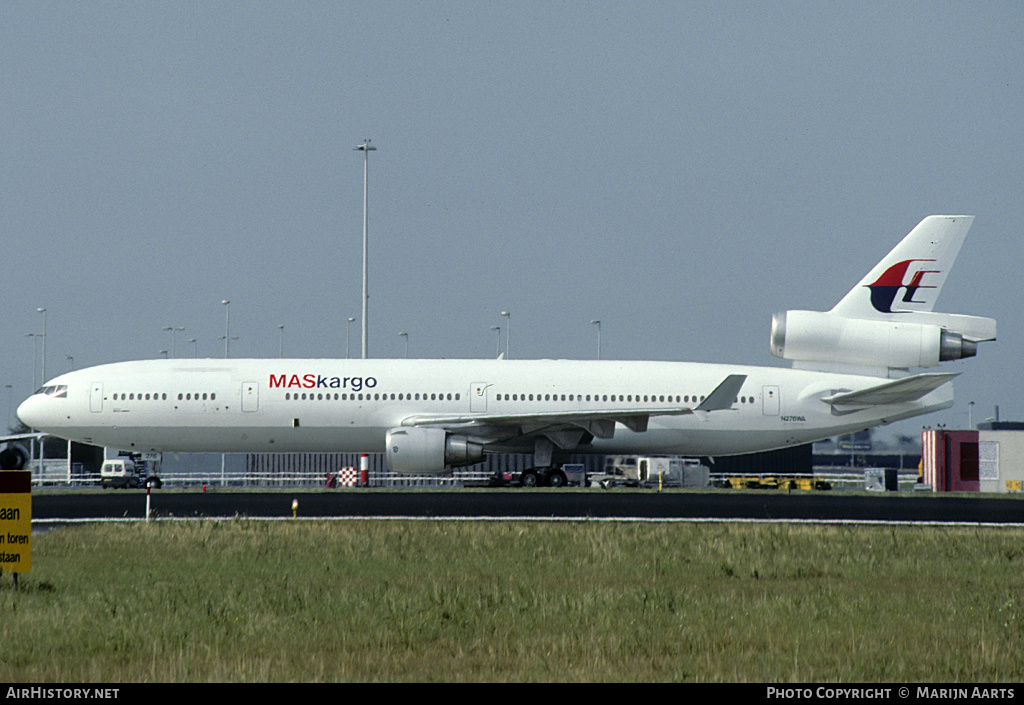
[26,464,499,489]
[24,454,924,491]
[29,467,924,492]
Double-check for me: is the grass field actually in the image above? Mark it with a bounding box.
[2,519,1023,682]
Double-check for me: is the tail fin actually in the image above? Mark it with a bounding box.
[771,215,995,372]
[831,215,973,318]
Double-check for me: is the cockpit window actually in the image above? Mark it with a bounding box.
[34,385,68,398]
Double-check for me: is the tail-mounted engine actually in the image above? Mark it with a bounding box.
[771,310,994,369]
[385,427,484,475]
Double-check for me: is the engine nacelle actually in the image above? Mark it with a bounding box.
[770,310,977,369]
[385,427,485,475]
[0,444,28,470]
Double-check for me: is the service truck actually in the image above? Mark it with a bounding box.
[588,456,710,489]
[100,455,162,489]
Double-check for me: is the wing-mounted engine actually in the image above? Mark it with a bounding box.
[0,443,28,470]
[770,310,994,369]
[385,427,484,475]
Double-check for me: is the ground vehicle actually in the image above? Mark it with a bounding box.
[588,456,710,489]
[509,457,708,489]
[100,458,162,489]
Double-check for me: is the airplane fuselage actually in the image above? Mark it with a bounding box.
[17,357,951,459]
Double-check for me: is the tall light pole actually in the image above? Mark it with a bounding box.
[163,326,184,358]
[218,301,232,487]
[491,326,501,358]
[25,334,39,392]
[278,325,285,358]
[221,300,231,358]
[37,308,47,383]
[187,338,197,358]
[31,309,45,475]
[501,311,511,359]
[346,317,355,359]
[399,332,408,358]
[590,320,601,360]
[354,139,376,359]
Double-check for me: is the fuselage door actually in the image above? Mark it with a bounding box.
[762,385,780,415]
[90,382,104,413]
[242,382,259,412]
[470,383,489,413]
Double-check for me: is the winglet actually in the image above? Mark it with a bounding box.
[695,375,747,411]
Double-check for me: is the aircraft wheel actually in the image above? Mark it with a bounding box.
[547,471,566,488]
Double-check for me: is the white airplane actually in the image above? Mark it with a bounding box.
[16,215,995,484]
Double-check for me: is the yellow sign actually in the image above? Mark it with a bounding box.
[0,471,31,573]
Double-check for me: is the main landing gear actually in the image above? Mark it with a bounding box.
[518,467,568,488]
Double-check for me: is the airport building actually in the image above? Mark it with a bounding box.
[922,424,1024,493]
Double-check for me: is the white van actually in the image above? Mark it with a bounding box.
[100,459,162,489]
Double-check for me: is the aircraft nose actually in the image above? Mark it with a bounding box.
[16,394,47,430]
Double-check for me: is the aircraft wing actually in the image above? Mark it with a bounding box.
[403,404,690,435]
[820,373,958,408]
[0,432,47,444]
[401,374,747,442]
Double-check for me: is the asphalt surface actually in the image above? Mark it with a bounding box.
[29,489,1024,524]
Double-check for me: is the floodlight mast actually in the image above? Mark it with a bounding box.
[354,139,376,359]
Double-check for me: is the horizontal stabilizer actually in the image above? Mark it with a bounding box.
[820,373,958,407]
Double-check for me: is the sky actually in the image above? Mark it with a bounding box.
[1,2,1021,439]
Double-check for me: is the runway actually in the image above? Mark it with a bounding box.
[30,489,1024,525]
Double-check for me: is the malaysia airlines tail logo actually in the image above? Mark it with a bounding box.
[866,259,940,313]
